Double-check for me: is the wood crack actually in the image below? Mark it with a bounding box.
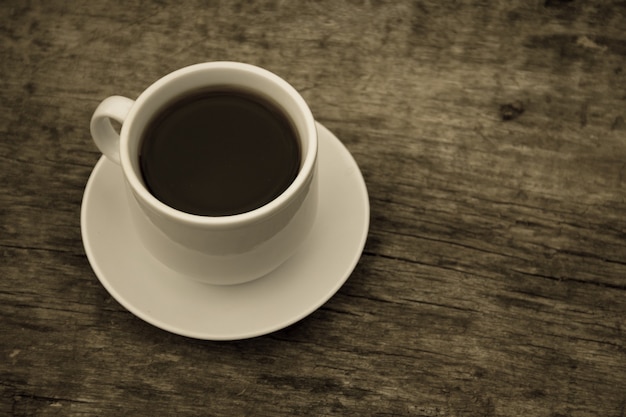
[1,382,93,406]
[557,249,626,268]
[362,251,495,280]
[512,269,626,291]
[397,297,479,313]
[0,242,83,256]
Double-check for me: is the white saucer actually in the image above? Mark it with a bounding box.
[81,122,369,340]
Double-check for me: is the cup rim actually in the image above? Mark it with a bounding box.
[119,61,317,228]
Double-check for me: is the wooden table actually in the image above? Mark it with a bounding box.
[2,1,625,416]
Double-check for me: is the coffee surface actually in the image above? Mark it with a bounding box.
[139,89,300,216]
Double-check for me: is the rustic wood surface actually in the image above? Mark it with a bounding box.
[2,1,626,416]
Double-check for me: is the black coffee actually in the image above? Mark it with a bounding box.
[139,89,301,216]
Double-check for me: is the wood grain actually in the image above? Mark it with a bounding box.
[1,1,625,416]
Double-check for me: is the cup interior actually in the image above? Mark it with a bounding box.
[119,62,317,223]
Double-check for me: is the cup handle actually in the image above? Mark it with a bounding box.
[90,96,135,165]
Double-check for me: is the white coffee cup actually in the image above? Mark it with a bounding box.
[90,62,318,285]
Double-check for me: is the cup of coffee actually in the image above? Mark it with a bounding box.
[90,62,318,285]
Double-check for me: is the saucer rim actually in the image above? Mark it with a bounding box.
[81,121,369,340]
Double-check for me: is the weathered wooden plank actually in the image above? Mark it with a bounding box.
[1,0,625,416]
